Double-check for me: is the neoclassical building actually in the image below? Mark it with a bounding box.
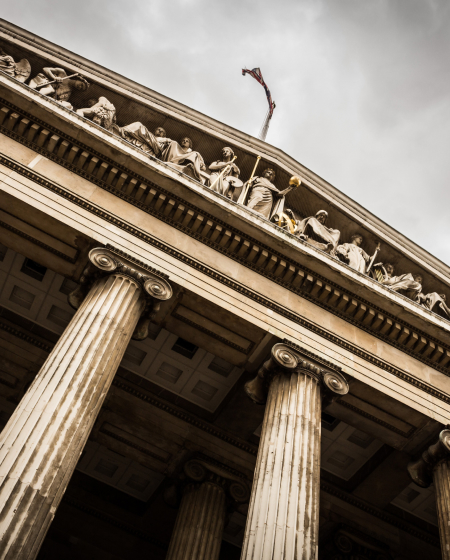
[0,18,449,560]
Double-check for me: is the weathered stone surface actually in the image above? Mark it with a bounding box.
[0,248,172,560]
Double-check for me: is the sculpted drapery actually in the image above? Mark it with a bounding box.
[380,264,423,301]
[208,147,240,198]
[239,169,291,220]
[113,123,166,158]
[336,235,370,274]
[296,210,340,254]
[161,137,206,182]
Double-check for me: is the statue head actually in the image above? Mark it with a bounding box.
[73,77,89,92]
[414,274,423,284]
[351,234,363,246]
[155,127,167,138]
[315,210,328,224]
[87,98,97,108]
[440,294,446,301]
[181,137,193,149]
[263,168,276,181]
[222,147,234,160]
[385,263,394,276]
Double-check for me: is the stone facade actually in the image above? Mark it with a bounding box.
[0,18,448,560]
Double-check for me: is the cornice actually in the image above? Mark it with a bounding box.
[1,153,450,406]
[0,100,450,378]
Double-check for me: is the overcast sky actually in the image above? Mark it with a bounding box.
[3,0,450,264]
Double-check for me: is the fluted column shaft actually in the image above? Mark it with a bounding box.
[408,429,450,560]
[0,243,176,560]
[434,460,450,559]
[242,371,322,560]
[166,480,227,560]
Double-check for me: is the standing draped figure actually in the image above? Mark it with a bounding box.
[239,169,295,220]
[208,147,240,198]
[336,234,370,274]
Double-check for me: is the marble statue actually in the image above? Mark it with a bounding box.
[76,97,116,131]
[208,147,241,198]
[0,47,31,82]
[29,67,89,109]
[239,169,293,220]
[378,263,423,301]
[421,292,450,319]
[160,136,206,183]
[336,234,370,274]
[296,210,340,254]
[112,123,166,158]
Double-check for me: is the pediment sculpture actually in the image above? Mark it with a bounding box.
[112,122,166,158]
[421,292,450,319]
[238,169,299,220]
[76,97,117,131]
[371,263,423,302]
[29,67,89,110]
[208,147,242,199]
[160,136,206,183]
[0,47,31,83]
[295,209,340,255]
[336,234,372,274]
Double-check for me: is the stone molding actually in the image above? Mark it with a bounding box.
[68,247,172,341]
[1,108,450,375]
[408,429,450,488]
[244,342,349,405]
[1,149,449,406]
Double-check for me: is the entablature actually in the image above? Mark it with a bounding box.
[0,24,450,382]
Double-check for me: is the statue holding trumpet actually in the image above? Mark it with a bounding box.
[238,155,301,220]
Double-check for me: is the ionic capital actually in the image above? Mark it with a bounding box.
[244,341,349,404]
[68,246,173,340]
[165,456,250,508]
[408,429,450,487]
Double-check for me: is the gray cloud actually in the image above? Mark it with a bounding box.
[3,0,450,263]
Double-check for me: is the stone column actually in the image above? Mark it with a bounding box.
[0,247,172,560]
[408,429,450,560]
[241,343,349,560]
[166,459,250,560]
